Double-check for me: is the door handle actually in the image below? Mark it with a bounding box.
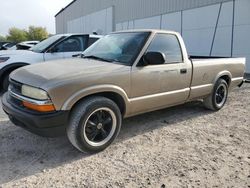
[164,70,176,73]
[180,69,187,74]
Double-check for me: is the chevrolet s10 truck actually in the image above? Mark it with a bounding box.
[2,30,245,153]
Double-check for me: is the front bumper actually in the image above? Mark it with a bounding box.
[1,93,69,137]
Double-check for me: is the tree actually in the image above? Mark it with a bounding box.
[27,26,48,41]
[6,27,28,42]
[0,35,6,42]
[5,26,49,43]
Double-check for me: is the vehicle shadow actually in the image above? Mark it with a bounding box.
[0,100,213,185]
[118,101,211,142]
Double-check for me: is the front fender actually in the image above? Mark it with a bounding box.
[60,84,130,112]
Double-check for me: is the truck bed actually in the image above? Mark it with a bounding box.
[188,56,245,100]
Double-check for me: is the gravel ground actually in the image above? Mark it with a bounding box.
[0,84,250,188]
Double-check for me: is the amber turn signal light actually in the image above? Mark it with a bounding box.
[22,101,55,112]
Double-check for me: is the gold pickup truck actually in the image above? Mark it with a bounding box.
[2,30,245,153]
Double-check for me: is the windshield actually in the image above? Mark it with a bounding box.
[82,32,150,65]
[30,35,64,53]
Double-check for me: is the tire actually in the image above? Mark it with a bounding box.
[2,74,10,91]
[203,79,228,111]
[67,96,122,153]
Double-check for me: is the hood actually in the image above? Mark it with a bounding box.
[0,50,35,56]
[10,58,129,89]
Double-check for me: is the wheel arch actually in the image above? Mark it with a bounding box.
[61,85,129,117]
[214,71,232,87]
[0,62,29,89]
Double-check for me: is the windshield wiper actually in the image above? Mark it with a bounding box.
[81,54,119,63]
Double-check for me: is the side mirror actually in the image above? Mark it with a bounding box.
[142,52,166,66]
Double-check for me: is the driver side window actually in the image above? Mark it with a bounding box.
[146,33,183,64]
[53,36,87,52]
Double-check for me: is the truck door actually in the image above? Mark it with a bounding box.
[130,33,192,114]
[44,35,88,61]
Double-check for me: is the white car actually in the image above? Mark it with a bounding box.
[0,33,101,91]
[0,42,16,50]
[8,41,40,50]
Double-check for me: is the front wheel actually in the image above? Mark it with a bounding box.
[203,79,228,111]
[67,96,122,153]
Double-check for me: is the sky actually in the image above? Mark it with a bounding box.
[0,0,72,36]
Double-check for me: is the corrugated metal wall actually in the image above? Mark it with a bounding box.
[55,0,250,73]
[56,0,232,34]
[114,0,232,22]
[67,7,113,34]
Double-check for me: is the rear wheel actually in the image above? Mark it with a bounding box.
[203,79,228,111]
[67,96,122,153]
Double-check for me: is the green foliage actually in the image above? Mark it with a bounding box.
[0,35,6,42]
[6,27,28,43]
[27,26,48,41]
[5,26,49,43]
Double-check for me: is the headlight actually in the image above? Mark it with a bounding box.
[21,85,49,100]
[0,57,9,63]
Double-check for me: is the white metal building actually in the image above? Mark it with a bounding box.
[55,0,250,74]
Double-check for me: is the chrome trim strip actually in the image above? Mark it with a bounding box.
[9,89,52,105]
[191,84,213,90]
[129,88,190,102]
[231,77,243,82]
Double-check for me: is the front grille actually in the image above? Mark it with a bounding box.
[9,79,22,95]
[8,79,23,107]
[8,94,23,107]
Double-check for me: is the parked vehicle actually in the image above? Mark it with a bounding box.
[8,41,40,50]
[0,42,16,50]
[2,30,245,153]
[0,42,8,49]
[0,34,101,90]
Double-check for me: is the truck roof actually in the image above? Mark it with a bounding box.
[112,29,180,35]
